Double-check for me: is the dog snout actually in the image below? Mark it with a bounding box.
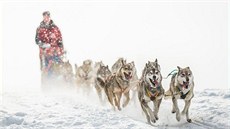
[186,77,189,82]
[128,72,131,75]
[153,75,156,80]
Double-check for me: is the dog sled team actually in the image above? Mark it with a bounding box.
[40,57,195,125]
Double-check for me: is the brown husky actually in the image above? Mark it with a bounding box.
[103,60,134,110]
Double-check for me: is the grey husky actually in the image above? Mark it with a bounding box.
[75,59,94,91]
[94,64,112,104]
[138,59,164,125]
[165,66,194,123]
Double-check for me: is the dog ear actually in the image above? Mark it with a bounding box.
[106,65,109,69]
[89,60,92,65]
[124,59,127,64]
[121,59,126,66]
[155,59,158,63]
[99,63,102,68]
[186,67,190,70]
[158,65,161,71]
[147,61,151,66]
[177,66,182,71]
[131,61,135,66]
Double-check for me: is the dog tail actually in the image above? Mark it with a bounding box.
[163,69,178,79]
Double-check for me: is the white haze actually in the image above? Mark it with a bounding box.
[1,0,228,92]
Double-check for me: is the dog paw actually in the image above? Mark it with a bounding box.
[122,103,128,108]
[176,114,181,122]
[155,117,159,120]
[187,119,192,123]
[154,115,159,120]
[151,117,156,123]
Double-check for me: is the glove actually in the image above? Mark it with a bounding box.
[37,41,43,47]
[57,42,63,48]
[41,44,51,49]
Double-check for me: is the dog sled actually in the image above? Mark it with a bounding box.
[40,45,74,88]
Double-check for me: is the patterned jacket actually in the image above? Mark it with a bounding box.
[35,20,64,58]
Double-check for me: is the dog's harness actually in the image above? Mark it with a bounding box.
[177,86,189,99]
[144,81,161,100]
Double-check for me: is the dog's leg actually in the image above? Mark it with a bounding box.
[172,96,181,121]
[172,104,176,113]
[95,84,103,104]
[142,99,156,123]
[153,100,159,120]
[153,98,162,120]
[182,100,192,123]
[122,91,130,108]
[114,92,122,111]
[105,87,115,109]
[140,102,151,124]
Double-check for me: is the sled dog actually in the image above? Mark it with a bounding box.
[94,64,112,104]
[104,60,134,110]
[111,58,139,103]
[75,59,94,87]
[165,66,194,123]
[138,59,164,125]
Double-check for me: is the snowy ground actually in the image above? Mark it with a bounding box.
[0,85,229,129]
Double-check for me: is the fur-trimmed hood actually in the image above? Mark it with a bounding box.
[39,20,56,29]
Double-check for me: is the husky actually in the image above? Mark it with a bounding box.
[75,59,94,89]
[61,60,74,83]
[164,66,194,123]
[138,59,164,125]
[93,61,105,79]
[103,60,134,110]
[111,58,139,103]
[94,64,112,104]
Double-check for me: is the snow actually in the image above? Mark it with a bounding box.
[0,87,229,129]
[0,1,228,129]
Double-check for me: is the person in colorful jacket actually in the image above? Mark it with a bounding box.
[35,11,64,73]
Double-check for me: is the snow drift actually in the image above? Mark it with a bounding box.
[0,86,229,129]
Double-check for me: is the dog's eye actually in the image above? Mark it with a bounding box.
[181,73,185,77]
[155,71,158,74]
[188,73,191,76]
